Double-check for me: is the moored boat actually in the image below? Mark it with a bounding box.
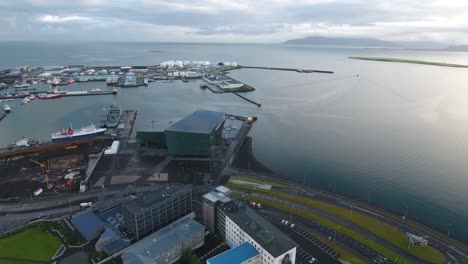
[38,93,62,99]
[52,124,106,142]
[3,104,11,113]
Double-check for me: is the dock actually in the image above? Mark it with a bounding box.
[240,65,334,74]
[0,136,113,160]
[0,90,117,100]
[0,109,6,121]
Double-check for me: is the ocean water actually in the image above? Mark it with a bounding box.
[1,41,468,241]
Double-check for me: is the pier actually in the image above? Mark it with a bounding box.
[240,65,334,74]
[233,92,261,107]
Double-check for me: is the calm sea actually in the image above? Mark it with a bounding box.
[1,41,468,241]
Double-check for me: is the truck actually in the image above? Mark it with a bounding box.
[33,188,43,196]
[80,202,93,208]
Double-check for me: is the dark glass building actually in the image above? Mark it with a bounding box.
[122,185,192,240]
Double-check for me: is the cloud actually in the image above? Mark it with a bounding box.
[0,0,467,44]
[38,15,92,23]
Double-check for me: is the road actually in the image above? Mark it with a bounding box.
[229,172,468,264]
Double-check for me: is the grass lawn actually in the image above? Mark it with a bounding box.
[222,84,255,92]
[229,184,446,264]
[230,175,291,189]
[0,223,61,263]
[349,56,468,68]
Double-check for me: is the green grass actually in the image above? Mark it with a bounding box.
[229,184,446,264]
[349,56,468,68]
[222,84,255,92]
[230,175,291,188]
[218,65,241,73]
[0,223,61,262]
[233,193,410,264]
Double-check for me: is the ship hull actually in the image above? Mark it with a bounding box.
[52,130,106,142]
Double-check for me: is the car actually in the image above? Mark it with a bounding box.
[290,223,295,228]
[204,230,210,236]
[309,257,317,263]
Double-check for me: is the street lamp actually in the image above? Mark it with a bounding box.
[333,226,341,244]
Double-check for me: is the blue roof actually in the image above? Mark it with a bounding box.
[71,211,105,241]
[166,110,225,134]
[208,242,259,264]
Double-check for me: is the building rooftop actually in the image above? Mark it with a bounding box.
[215,185,231,195]
[120,217,205,263]
[208,242,259,264]
[166,109,225,134]
[222,203,297,258]
[122,184,191,213]
[203,191,232,204]
[71,210,105,241]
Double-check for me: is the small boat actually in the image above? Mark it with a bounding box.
[51,78,61,86]
[0,82,8,89]
[3,105,11,113]
[38,93,62,99]
[91,88,103,93]
[13,83,30,88]
[28,94,35,100]
[22,97,31,104]
[68,79,75,84]
[46,79,52,84]
[76,77,88,82]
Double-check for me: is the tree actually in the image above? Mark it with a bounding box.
[180,249,202,264]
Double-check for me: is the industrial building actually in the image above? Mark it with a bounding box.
[136,109,226,157]
[202,186,297,264]
[207,242,260,264]
[120,217,205,264]
[121,185,193,240]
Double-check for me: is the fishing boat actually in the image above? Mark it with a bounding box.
[51,124,106,142]
[28,94,35,100]
[101,102,121,128]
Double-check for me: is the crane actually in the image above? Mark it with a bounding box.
[30,159,53,189]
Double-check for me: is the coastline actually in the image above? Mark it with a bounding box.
[235,137,468,251]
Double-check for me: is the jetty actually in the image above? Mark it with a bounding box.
[233,92,261,107]
[240,65,334,74]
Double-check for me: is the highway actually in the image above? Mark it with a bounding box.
[229,171,468,264]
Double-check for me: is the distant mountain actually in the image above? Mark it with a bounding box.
[445,45,468,52]
[284,36,400,47]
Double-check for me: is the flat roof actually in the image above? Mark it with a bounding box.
[223,204,297,258]
[208,242,259,264]
[71,211,105,241]
[121,217,204,263]
[203,191,231,204]
[122,185,191,213]
[215,185,231,195]
[166,109,225,134]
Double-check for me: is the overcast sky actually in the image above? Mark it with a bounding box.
[1,0,468,44]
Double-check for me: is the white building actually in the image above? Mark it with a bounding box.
[216,80,244,89]
[215,198,297,264]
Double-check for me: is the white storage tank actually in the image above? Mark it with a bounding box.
[223,62,231,66]
[231,62,238,67]
[167,61,175,67]
[175,61,184,67]
[203,61,210,66]
[183,61,191,66]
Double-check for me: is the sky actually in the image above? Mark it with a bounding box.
[1,0,468,44]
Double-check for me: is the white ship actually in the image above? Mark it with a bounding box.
[3,105,11,113]
[52,124,106,142]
